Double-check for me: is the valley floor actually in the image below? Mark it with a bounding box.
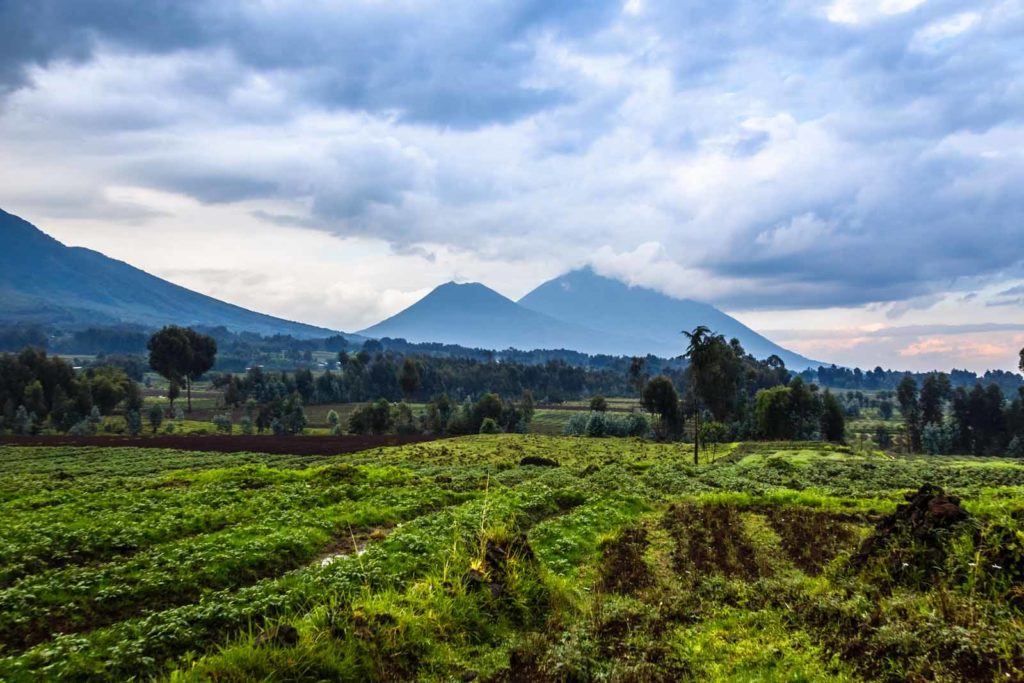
[0,436,1022,681]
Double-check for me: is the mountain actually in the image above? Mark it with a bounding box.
[518,267,819,369]
[0,208,342,338]
[358,281,654,355]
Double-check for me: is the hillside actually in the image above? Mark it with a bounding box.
[519,267,819,369]
[0,209,341,338]
[359,281,657,355]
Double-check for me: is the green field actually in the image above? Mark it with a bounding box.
[1,437,1023,681]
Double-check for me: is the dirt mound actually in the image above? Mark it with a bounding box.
[662,503,760,579]
[599,526,653,594]
[851,484,970,584]
[519,456,559,467]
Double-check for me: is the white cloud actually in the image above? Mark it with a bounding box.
[826,0,928,25]
[910,12,981,52]
[0,0,1022,370]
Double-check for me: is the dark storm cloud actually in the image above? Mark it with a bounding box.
[0,0,620,127]
[1,0,1022,314]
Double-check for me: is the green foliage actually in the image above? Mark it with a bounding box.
[211,413,233,434]
[124,409,142,437]
[479,417,501,434]
[147,403,164,434]
[147,326,217,412]
[1,437,1023,681]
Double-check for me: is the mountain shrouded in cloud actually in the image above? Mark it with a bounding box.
[518,268,817,368]
[358,272,820,368]
[0,209,338,338]
[357,281,652,356]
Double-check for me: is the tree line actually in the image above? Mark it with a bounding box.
[896,372,1024,456]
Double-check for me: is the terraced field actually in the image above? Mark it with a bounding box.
[1,437,1023,681]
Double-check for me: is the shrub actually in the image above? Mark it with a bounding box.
[147,404,164,434]
[212,413,233,434]
[624,412,650,437]
[922,422,953,455]
[566,411,650,438]
[479,417,501,434]
[1007,435,1024,458]
[68,419,95,436]
[585,412,608,437]
[589,396,608,412]
[14,405,35,435]
[239,415,254,435]
[124,410,142,436]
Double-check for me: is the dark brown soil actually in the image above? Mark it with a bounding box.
[766,508,860,575]
[0,433,441,455]
[662,503,761,579]
[599,525,653,594]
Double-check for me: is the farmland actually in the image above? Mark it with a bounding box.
[1,436,1023,681]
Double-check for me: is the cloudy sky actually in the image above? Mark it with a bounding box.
[1,0,1022,371]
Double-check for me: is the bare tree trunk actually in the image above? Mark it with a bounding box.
[693,405,700,465]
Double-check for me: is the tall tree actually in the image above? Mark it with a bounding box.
[628,356,647,395]
[919,372,951,427]
[897,375,921,452]
[641,375,682,440]
[683,325,712,465]
[820,389,846,443]
[147,326,217,412]
[399,357,421,400]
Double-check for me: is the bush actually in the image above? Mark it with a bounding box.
[624,412,650,437]
[349,399,393,435]
[589,396,608,412]
[212,413,233,434]
[239,415,254,435]
[565,411,650,438]
[147,404,164,434]
[1007,435,1024,458]
[68,419,95,436]
[124,410,142,436]
[585,411,608,437]
[479,417,501,434]
[14,405,35,435]
[922,422,953,455]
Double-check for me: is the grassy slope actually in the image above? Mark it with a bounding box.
[0,436,1022,681]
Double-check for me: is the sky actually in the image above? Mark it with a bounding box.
[0,0,1022,372]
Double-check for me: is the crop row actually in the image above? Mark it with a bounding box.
[0,468,580,680]
[0,478,466,652]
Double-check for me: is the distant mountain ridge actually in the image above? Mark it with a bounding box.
[360,271,820,369]
[358,281,654,355]
[518,267,818,369]
[1,207,821,367]
[0,208,341,338]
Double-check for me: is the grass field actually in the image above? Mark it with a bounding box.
[1,436,1023,681]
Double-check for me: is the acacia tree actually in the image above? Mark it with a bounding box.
[147,326,217,413]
